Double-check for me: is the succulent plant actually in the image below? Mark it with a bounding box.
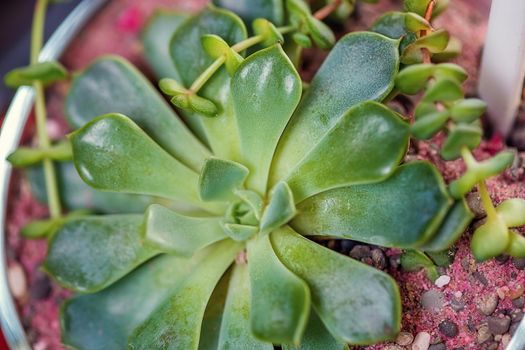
[5,0,525,349]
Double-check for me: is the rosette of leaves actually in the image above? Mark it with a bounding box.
[20,4,474,350]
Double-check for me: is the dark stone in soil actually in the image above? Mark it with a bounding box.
[476,293,499,315]
[349,245,371,260]
[429,343,446,350]
[495,254,509,264]
[439,320,459,338]
[29,271,52,300]
[389,254,401,270]
[451,298,465,312]
[370,248,387,270]
[466,191,486,218]
[487,315,511,335]
[482,341,498,350]
[472,271,488,285]
[512,296,525,308]
[511,309,524,323]
[340,240,356,254]
[512,257,525,270]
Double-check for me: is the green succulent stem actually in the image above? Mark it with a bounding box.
[31,0,62,219]
[189,25,296,94]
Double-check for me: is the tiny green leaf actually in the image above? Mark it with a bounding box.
[188,93,219,117]
[7,139,72,167]
[404,12,432,32]
[143,204,227,255]
[4,61,67,87]
[292,32,312,48]
[159,78,187,95]
[247,235,310,344]
[400,249,435,271]
[423,79,463,103]
[471,216,509,262]
[496,198,525,227]
[234,189,264,220]
[450,98,487,123]
[433,63,468,83]
[222,223,259,241]
[395,63,434,95]
[440,123,482,160]
[260,181,296,234]
[400,45,424,65]
[411,29,450,53]
[199,158,249,202]
[432,36,462,62]
[201,34,243,75]
[403,0,431,16]
[411,110,449,140]
[305,16,336,49]
[414,102,438,120]
[21,218,62,238]
[506,230,525,258]
[253,18,284,47]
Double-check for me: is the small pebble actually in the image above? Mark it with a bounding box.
[512,257,525,270]
[421,290,444,312]
[482,341,498,350]
[496,286,509,299]
[487,315,511,335]
[476,293,499,315]
[472,271,488,286]
[511,309,524,323]
[389,254,401,270]
[384,345,405,350]
[340,240,356,254]
[7,263,27,300]
[450,298,465,312]
[428,344,446,350]
[512,296,525,308]
[439,320,459,338]
[495,254,509,264]
[477,325,492,344]
[435,275,451,288]
[30,271,52,300]
[501,333,511,348]
[371,248,387,270]
[396,331,414,346]
[349,245,371,260]
[412,332,431,350]
[466,192,486,218]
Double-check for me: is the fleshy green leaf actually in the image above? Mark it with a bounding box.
[260,181,296,234]
[404,12,431,32]
[292,162,452,248]
[283,310,348,350]
[440,123,482,160]
[253,18,284,47]
[199,158,249,202]
[21,210,89,239]
[410,29,449,53]
[129,241,241,349]
[217,264,273,349]
[403,0,430,16]
[395,63,434,95]
[271,32,400,184]
[414,101,438,119]
[201,34,244,75]
[170,7,247,159]
[432,37,462,62]
[8,139,72,167]
[272,227,401,344]
[234,189,264,220]
[506,231,525,258]
[419,199,473,252]
[69,114,205,208]
[449,151,514,198]
[143,204,227,255]
[496,198,525,227]
[411,110,449,140]
[285,101,409,202]
[142,11,189,80]
[304,16,335,49]
[370,12,417,52]
[66,56,209,172]
[212,0,285,27]
[423,78,463,103]
[433,63,468,83]
[471,216,509,262]
[4,61,67,87]
[450,98,486,123]
[232,44,301,193]
[247,235,310,344]
[44,215,158,293]
[400,249,439,281]
[222,223,259,241]
[61,251,211,350]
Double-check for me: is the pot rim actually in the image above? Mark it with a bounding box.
[0,1,107,349]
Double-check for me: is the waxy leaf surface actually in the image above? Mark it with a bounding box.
[213,0,285,27]
[129,241,241,349]
[247,235,310,344]
[45,215,157,293]
[292,162,451,248]
[61,251,209,350]
[232,45,301,193]
[272,227,401,344]
[199,158,249,202]
[66,56,208,172]
[271,32,400,183]
[285,101,409,202]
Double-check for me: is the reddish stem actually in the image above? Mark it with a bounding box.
[420,0,436,64]
[314,0,342,20]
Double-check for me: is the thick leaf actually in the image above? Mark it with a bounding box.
[411,110,449,140]
[253,18,284,47]
[142,11,189,80]
[212,0,285,27]
[61,251,209,350]
[283,310,348,350]
[271,32,400,184]
[143,204,227,255]
[272,227,401,344]
[247,235,310,344]
[44,215,158,293]
[232,45,301,193]
[27,162,153,214]
[4,61,67,87]
[395,63,434,95]
[66,56,209,172]
[8,139,71,167]
[292,162,452,248]
[471,216,509,262]
[69,114,205,208]
[218,264,273,349]
[199,158,249,202]
[507,231,525,258]
[450,98,486,123]
[170,7,247,159]
[423,78,463,103]
[370,12,417,52]
[285,101,409,202]
[497,199,525,227]
[129,240,240,349]
[400,250,439,281]
[411,29,450,53]
[222,223,259,241]
[260,181,297,234]
[419,199,473,252]
[440,123,482,160]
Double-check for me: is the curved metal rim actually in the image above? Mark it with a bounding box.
[0,1,107,349]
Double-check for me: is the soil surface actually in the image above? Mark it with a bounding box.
[4,1,525,350]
